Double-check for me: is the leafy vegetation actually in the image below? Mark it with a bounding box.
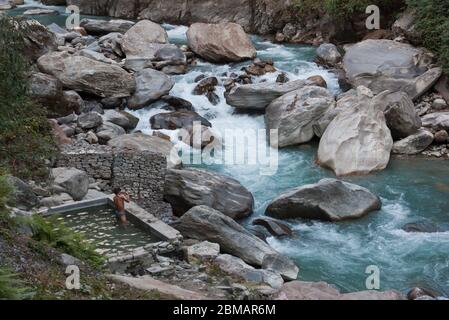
[0,172,13,228]
[292,0,404,19]
[407,0,449,74]
[0,17,56,180]
[0,267,28,300]
[25,215,105,269]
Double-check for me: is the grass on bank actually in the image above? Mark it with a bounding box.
[292,0,405,19]
[406,0,449,74]
[0,17,56,180]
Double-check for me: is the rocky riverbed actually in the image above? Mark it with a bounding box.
[1,0,449,300]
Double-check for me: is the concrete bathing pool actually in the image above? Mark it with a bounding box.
[43,196,183,271]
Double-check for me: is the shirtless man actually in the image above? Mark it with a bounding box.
[113,188,130,224]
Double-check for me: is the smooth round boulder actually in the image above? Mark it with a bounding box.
[266,178,381,222]
[186,22,256,63]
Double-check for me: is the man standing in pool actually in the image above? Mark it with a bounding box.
[113,188,130,224]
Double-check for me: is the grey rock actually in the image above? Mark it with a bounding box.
[375,91,422,139]
[121,20,168,59]
[164,168,254,219]
[215,254,284,289]
[176,206,297,280]
[343,39,435,98]
[226,79,318,111]
[78,49,116,64]
[266,86,335,147]
[187,22,256,63]
[266,178,381,221]
[77,112,103,130]
[40,193,74,208]
[392,129,434,155]
[252,217,292,238]
[422,112,449,131]
[51,167,89,201]
[316,43,341,66]
[262,254,299,281]
[154,44,186,64]
[37,51,135,98]
[186,241,220,262]
[107,132,181,168]
[80,18,135,35]
[6,176,38,210]
[150,110,211,130]
[102,110,139,130]
[317,87,393,176]
[128,69,175,110]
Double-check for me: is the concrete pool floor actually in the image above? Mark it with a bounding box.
[42,195,183,272]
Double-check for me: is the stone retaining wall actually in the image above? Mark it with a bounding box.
[56,144,171,217]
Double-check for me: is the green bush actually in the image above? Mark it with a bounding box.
[0,17,56,180]
[292,0,404,19]
[0,172,13,227]
[407,0,449,74]
[0,267,28,300]
[26,215,105,269]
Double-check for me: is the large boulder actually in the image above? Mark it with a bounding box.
[317,87,393,176]
[37,52,135,98]
[225,79,319,111]
[128,69,174,109]
[51,167,89,201]
[107,132,181,167]
[164,168,254,219]
[266,178,381,221]
[102,110,139,130]
[374,91,421,139]
[18,19,57,61]
[121,20,168,59]
[421,112,449,131]
[215,254,284,289]
[392,129,434,155]
[80,18,135,35]
[276,281,405,300]
[175,205,299,279]
[265,86,335,147]
[186,22,256,63]
[150,110,211,130]
[343,39,438,99]
[313,89,358,137]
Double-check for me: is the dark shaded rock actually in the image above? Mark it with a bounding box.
[175,205,298,280]
[266,178,381,221]
[150,110,211,130]
[252,217,292,237]
[402,221,440,233]
[164,168,254,219]
[161,95,194,111]
[193,77,218,95]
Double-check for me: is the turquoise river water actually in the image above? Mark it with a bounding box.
[9,0,449,295]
